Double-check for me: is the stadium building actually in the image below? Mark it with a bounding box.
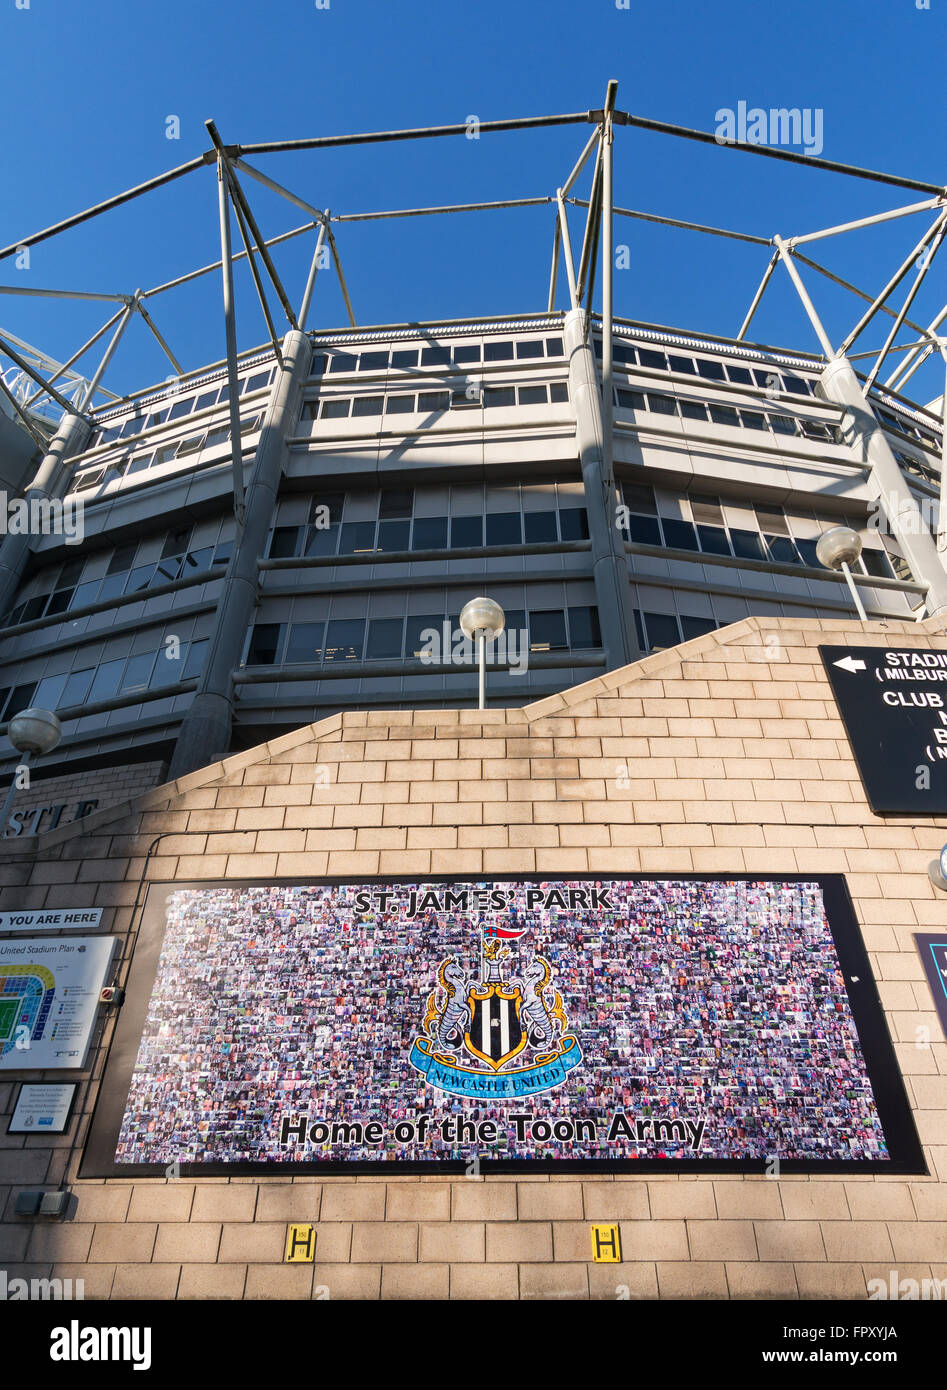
[1,90,947,1303]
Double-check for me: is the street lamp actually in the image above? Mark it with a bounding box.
[816,525,867,621]
[459,597,505,709]
[0,708,62,838]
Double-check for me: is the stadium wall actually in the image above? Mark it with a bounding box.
[0,614,945,1301]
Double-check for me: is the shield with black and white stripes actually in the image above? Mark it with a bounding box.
[464,984,526,1071]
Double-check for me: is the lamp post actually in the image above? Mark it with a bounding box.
[816,526,867,621]
[459,597,505,709]
[0,708,62,837]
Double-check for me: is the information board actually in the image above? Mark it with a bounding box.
[0,936,116,1070]
[9,1082,78,1133]
[821,644,947,814]
[82,876,923,1175]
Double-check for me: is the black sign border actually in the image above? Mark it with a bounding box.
[81,874,926,1177]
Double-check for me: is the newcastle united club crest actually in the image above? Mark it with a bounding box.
[409,924,582,1097]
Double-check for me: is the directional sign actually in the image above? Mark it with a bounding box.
[820,645,947,815]
[914,935,947,1043]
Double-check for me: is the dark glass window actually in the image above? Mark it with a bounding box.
[323,618,364,663]
[568,605,602,649]
[647,393,677,416]
[558,507,589,541]
[243,371,270,394]
[119,415,147,438]
[617,389,646,411]
[524,511,558,544]
[633,609,646,650]
[285,622,325,664]
[44,589,73,617]
[483,387,515,408]
[61,668,93,708]
[730,529,767,561]
[486,512,523,546]
[379,489,413,519]
[451,515,483,548]
[182,639,209,680]
[321,399,350,419]
[183,547,214,575]
[339,521,376,554]
[417,391,450,411]
[766,536,801,565]
[121,652,156,693]
[769,413,797,435]
[800,419,833,441]
[202,427,228,450]
[696,525,732,556]
[669,355,696,374]
[518,385,547,405]
[310,494,344,527]
[124,565,157,593]
[88,659,124,703]
[127,453,153,475]
[754,368,781,389]
[726,365,753,385]
[70,579,100,610]
[247,624,283,665]
[638,348,666,369]
[391,349,419,368]
[351,396,384,417]
[56,559,84,589]
[549,382,569,403]
[269,527,300,559]
[328,353,357,373]
[795,537,821,568]
[376,519,410,551]
[484,341,514,361]
[358,351,389,371]
[545,337,564,357]
[310,355,327,376]
[167,397,192,422]
[107,542,139,575]
[628,514,661,546]
[5,683,36,718]
[680,615,717,640]
[412,517,448,550]
[213,540,234,566]
[529,610,567,651]
[709,404,740,426]
[516,340,544,359]
[643,613,680,651]
[783,375,811,395]
[697,359,726,381]
[740,409,767,430]
[623,483,657,514]
[453,345,481,364]
[366,617,404,660]
[420,345,451,367]
[861,548,893,579]
[406,614,442,660]
[176,435,203,457]
[613,342,637,365]
[661,518,700,551]
[386,394,416,413]
[162,529,191,561]
[194,390,218,412]
[20,596,47,622]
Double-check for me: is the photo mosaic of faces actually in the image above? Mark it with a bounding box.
[115,879,888,1164]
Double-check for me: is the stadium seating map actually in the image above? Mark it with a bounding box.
[0,936,116,1070]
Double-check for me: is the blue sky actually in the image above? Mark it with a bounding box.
[1,0,945,404]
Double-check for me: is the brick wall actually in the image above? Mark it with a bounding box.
[0,761,166,839]
[0,616,945,1301]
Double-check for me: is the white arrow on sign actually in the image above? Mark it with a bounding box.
[833,656,867,673]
